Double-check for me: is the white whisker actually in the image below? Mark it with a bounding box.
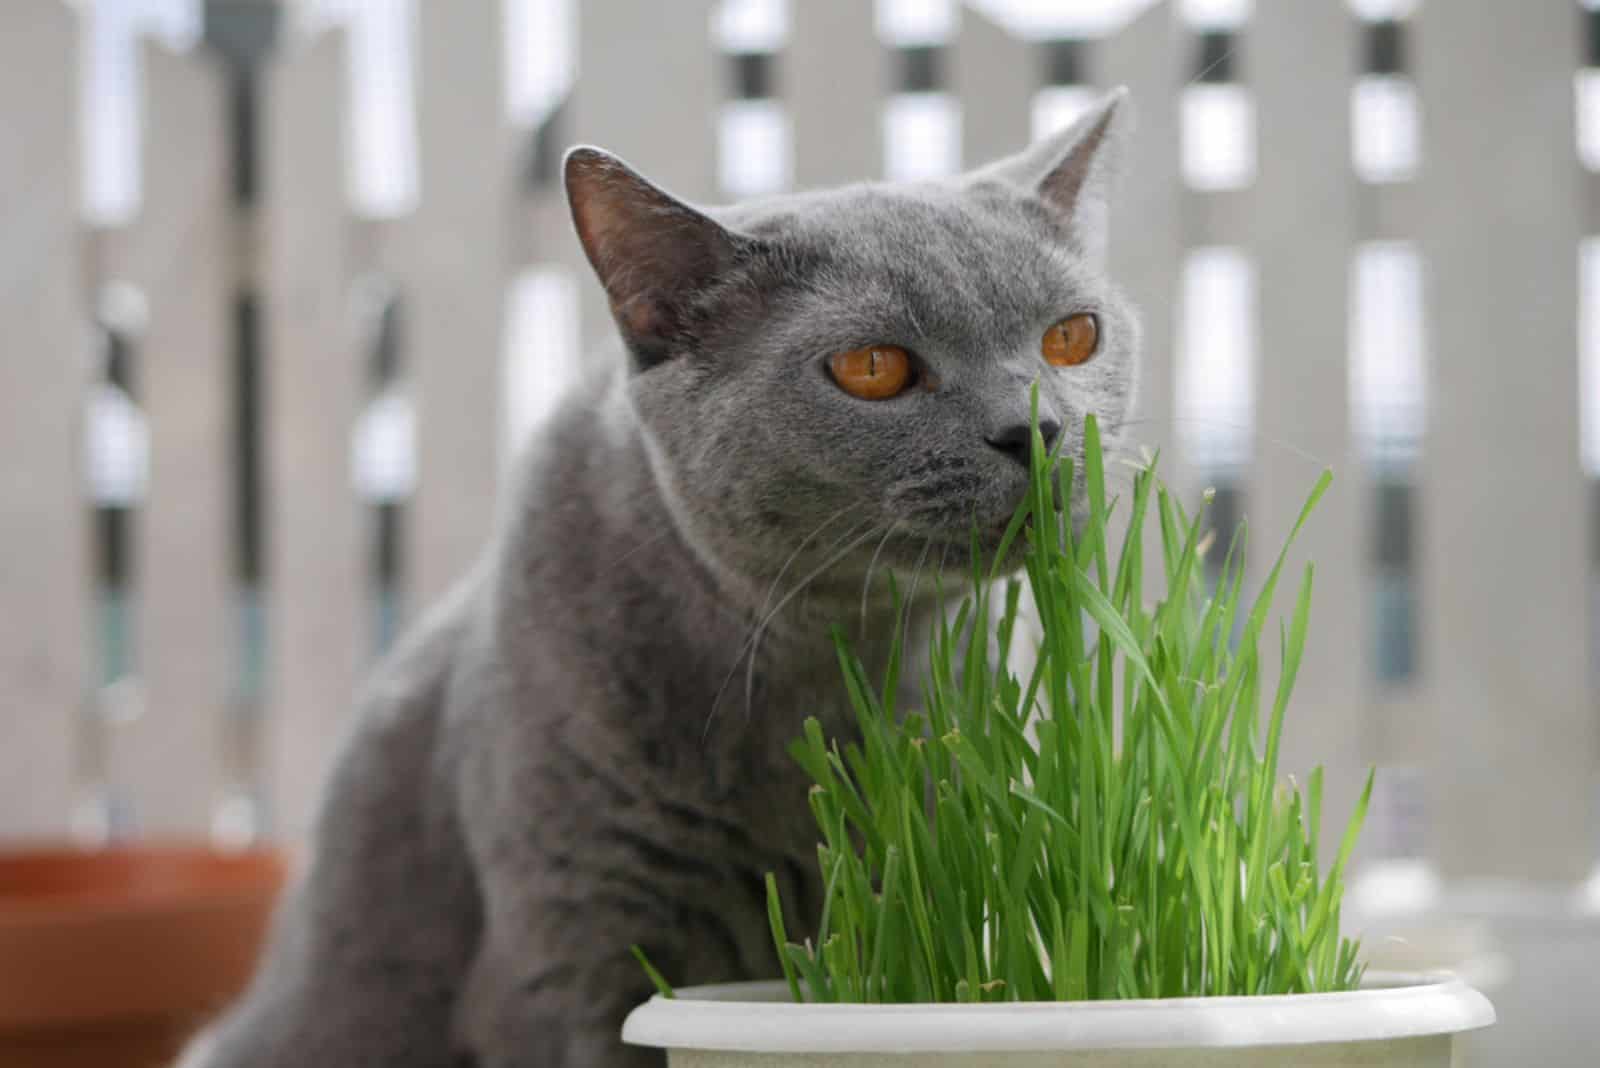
[859,521,903,634]
[702,515,882,741]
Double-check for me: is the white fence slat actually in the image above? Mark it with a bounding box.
[114,41,232,834]
[1415,0,1591,882]
[264,30,365,843]
[411,0,512,610]
[0,0,86,839]
[1246,2,1368,837]
[526,189,574,270]
[789,0,886,189]
[1092,0,1187,581]
[954,6,1034,171]
[573,0,718,200]
[571,0,719,362]
[1093,3,1183,468]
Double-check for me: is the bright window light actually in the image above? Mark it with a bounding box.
[720,99,792,197]
[965,0,1141,37]
[86,383,149,507]
[501,269,580,470]
[1182,84,1256,190]
[1346,0,1418,17]
[290,0,419,217]
[1350,242,1426,474]
[1030,86,1098,142]
[1577,70,1600,172]
[348,0,418,217]
[884,92,959,182]
[81,0,201,223]
[715,0,788,52]
[504,0,574,129]
[876,0,954,45]
[350,384,415,502]
[1177,247,1256,476]
[1580,239,1600,474]
[1352,75,1420,183]
[1179,0,1251,29]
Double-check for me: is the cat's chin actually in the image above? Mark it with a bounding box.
[891,519,1035,578]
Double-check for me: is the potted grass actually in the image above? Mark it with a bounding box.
[624,406,1494,1065]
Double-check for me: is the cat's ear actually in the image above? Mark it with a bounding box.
[974,87,1131,264]
[564,146,745,367]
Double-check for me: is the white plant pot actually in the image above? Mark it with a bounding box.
[623,974,1493,1067]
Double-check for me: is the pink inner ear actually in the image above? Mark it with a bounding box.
[572,178,635,275]
[616,294,669,340]
[565,148,743,351]
[1040,112,1114,217]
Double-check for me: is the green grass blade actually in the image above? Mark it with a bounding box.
[631,945,676,999]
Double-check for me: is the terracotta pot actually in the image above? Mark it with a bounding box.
[0,843,287,1068]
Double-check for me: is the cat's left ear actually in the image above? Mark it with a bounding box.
[974,87,1132,264]
[564,147,747,368]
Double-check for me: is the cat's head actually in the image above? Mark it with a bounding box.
[564,89,1139,601]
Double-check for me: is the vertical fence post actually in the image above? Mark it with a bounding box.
[0,0,86,839]
[789,0,886,189]
[114,40,233,834]
[410,0,512,610]
[263,29,364,843]
[1245,1,1369,838]
[572,0,718,192]
[1092,1,1187,561]
[954,6,1034,170]
[570,0,719,361]
[1414,0,1590,885]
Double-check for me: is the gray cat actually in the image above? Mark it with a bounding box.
[179,88,1140,1068]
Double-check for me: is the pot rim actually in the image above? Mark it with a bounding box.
[622,972,1494,1053]
[0,841,287,927]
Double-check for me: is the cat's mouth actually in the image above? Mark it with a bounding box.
[907,492,1076,572]
[879,457,1083,571]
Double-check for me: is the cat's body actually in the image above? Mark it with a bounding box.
[184,377,879,1068]
[182,91,1139,1068]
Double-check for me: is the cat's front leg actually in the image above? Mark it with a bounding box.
[456,906,673,1068]
[177,610,481,1068]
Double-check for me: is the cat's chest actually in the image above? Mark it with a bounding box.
[592,627,868,838]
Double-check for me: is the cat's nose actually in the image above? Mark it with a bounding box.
[986,420,1061,468]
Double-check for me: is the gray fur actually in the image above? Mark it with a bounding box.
[180,90,1140,1068]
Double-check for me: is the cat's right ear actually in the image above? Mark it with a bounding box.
[972,87,1132,265]
[564,147,745,368]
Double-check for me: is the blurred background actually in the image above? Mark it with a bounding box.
[1,0,1596,1062]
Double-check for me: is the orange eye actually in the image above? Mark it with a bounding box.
[1042,314,1099,367]
[828,344,913,400]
